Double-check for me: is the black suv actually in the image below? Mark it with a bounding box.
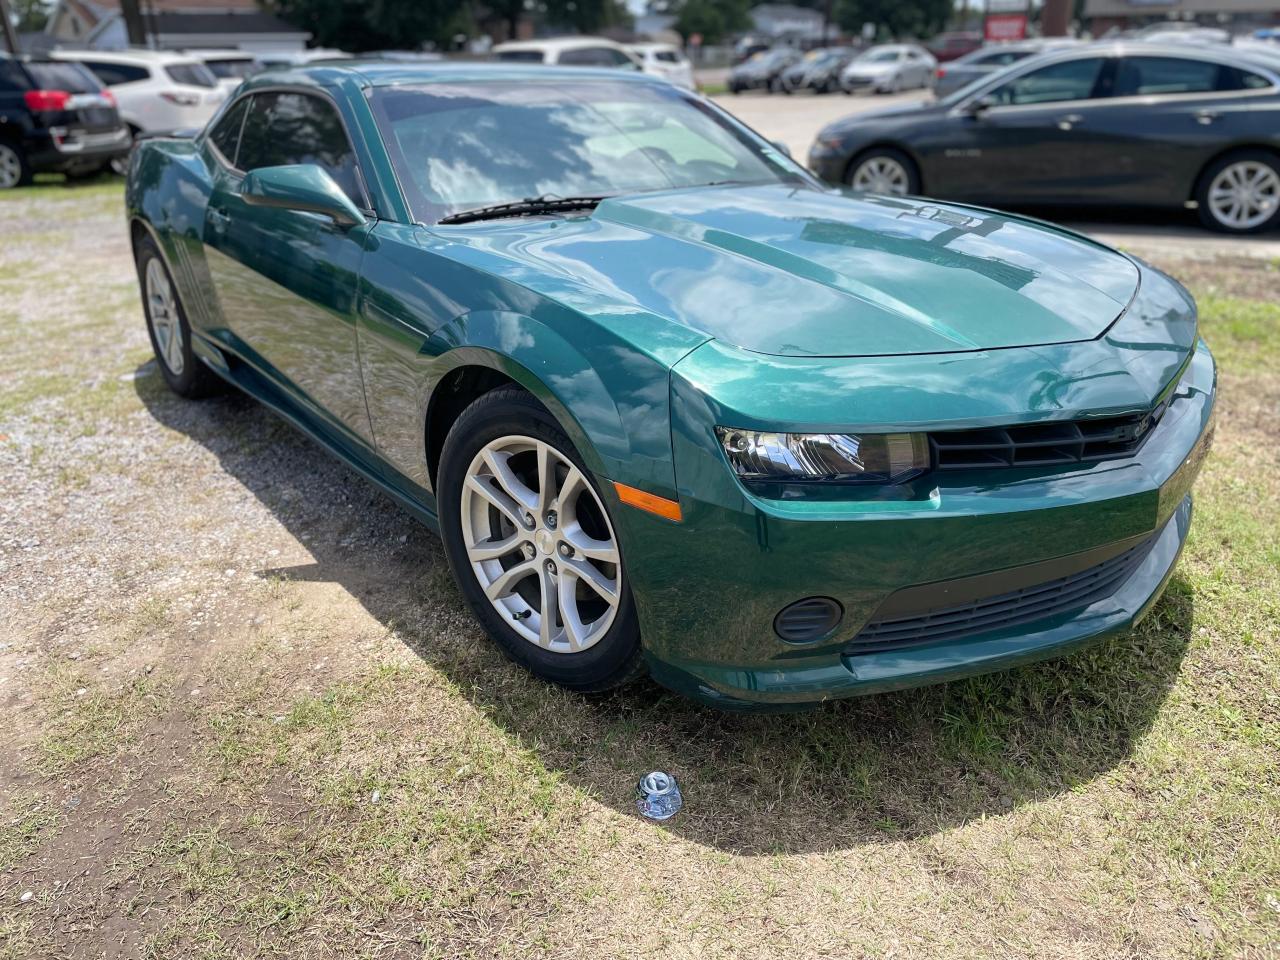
[0,53,131,189]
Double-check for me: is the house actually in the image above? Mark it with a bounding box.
[749,3,826,40]
[45,0,310,53]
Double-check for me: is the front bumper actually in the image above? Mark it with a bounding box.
[612,339,1215,709]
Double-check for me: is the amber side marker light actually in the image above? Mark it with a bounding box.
[614,482,683,522]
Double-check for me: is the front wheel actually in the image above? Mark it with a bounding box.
[846,147,920,196]
[437,387,645,693]
[1196,150,1280,234]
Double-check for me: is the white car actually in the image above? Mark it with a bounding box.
[252,48,353,70]
[493,37,642,70]
[840,44,937,94]
[51,50,227,135]
[628,42,695,89]
[185,49,258,95]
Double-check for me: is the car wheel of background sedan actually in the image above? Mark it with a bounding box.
[0,141,31,190]
[438,387,645,693]
[847,148,919,195]
[1196,150,1280,234]
[135,236,225,398]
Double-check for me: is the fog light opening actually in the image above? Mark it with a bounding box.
[773,597,843,644]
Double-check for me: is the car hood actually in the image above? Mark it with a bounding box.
[433,183,1141,359]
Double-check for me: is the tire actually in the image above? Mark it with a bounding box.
[134,235,225,398]
[846,146,921,196]
[0,139,32,190]
[437,387,645,693]
[1195,149,1280,234]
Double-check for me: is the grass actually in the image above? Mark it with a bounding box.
[0,187,1276,958]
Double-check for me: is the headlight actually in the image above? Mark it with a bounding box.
[715,428,929,484]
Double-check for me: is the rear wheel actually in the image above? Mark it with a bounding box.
[846,147,919,196]
[437,387,644,693]
[0,140,31,190]
[1196,150,1280,234]
[134,235,224,398]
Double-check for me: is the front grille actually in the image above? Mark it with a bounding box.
[846,533,1158,655]
[930,401,1168,471]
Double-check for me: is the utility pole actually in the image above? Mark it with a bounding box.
[0,0,20,55]
[1041,0,1072,36]
[119,0,148,47]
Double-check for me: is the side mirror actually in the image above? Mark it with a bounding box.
[964,95,998,117]
[241,164,365,228]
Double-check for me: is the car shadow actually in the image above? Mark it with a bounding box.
[136,373,1194,855]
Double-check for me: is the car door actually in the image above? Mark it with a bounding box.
[939,55,1115,203]
[1058,54,1279,205]
[202,89,376,444]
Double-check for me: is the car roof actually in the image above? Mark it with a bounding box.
[239,60,669,91]
[628,42,679,52]
[50,48,204,64]
[182,49,256,60]
[493,36,628,53]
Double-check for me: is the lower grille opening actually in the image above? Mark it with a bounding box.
[845,532,1160,656]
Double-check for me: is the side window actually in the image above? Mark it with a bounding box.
[655,50,680,64]
[82,61,150,85]
[988,57,1105,106]
[237,92,364,207]
[558,47,605,66]
[1219,65,1273,91]
[1114,57,1222,97]
[207,97,249,166]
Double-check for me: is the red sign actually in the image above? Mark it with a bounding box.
[985,13,1028,41]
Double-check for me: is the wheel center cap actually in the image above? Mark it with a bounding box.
[535,529,555,556]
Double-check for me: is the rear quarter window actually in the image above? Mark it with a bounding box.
[165,62,217,88]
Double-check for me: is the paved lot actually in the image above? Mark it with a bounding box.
[711,88,1280,260]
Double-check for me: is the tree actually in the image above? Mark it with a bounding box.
[10,0,50,32]
[267,0,469,52]
[672,0,750,45]
[543,0,632,33]
[834,0,952,41]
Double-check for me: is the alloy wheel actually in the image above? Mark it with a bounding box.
[461,435,622,654]
[145,257,185,376]
[1207,161,1279,231]
[0,144,22,190]
[851,155,910,195]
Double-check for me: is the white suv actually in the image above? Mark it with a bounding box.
[184,49,258,95]
[50,50,226,136]
[493,37,641,70]
[628,43,695,89]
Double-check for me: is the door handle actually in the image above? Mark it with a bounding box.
[1194,109,1219,125]
[1056,114,1084,131]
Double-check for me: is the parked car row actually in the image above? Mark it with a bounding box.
[731,43,937,95]
[807,41,1280,234]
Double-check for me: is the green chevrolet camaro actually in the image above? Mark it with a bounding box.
[126,62,1216,709]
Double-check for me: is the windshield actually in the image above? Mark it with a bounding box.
[371,80,808,224]
[861,50,901,63]
[205,58,255,79]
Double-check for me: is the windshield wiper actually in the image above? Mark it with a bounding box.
[437,194,613,226]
